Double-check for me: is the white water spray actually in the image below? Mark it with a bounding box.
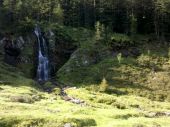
[34,26,49,81]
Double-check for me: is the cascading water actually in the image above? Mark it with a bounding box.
[34,26,49,81]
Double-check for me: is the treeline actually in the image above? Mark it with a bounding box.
[0,0,170,37]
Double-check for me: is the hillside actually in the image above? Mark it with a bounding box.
[0,26,170,127]
[0,0,170,126]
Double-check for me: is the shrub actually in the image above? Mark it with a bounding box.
[112,102,127,109]
[117,53,122,64]
[10,95,34,104]
[99,78,109,92]
[19,118,45,127]
[0,118,21,127]
[10,94,42,103]
[43,82,55,90]
[137,54,151,67]
[63,118,97,127]
[52,87,61,95]
[114,114,139,119]
[108,33,135,50]
[96,96,116,105]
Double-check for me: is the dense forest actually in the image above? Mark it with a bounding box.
[0,0,170,37]
[0,0,170,127]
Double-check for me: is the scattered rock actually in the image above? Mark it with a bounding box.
[61,87,86,106]
[129,47,141,57]
[61,96,72,101]
[145,111,170,118]
[70,97,85,104]
[121,49,130,57]
[64,123,72,127]
[146,112,157,118]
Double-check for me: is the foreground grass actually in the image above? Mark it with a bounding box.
[0,57,170,127]
[0,82,170,127]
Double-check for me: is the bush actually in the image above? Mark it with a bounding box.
[63,118,97,127]
[0,118,21,127]
[137,54,151,67]
[99,78,109,92]
[43,82,55,90]
[97,98,116,105]
[137,54,166,70]
[112,102,127,109]
[10,95,34,103]
[10,94,42,103]
[117,53,122,64]
[19,118,45,127]
[52,87,61,95]
[108,33,135,50]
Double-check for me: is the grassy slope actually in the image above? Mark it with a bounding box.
[0,79,170,127]
[0,26,170,127]
[57,31,170,102]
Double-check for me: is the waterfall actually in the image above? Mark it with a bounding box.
[34,26,49,81]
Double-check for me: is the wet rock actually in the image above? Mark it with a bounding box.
[47,29,77,76]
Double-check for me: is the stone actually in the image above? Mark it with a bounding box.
[121,49,129,57]
[64,123,72,127]
[129,47,141,57]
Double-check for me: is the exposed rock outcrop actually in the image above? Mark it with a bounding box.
[3,37,21,65]
[46,29,77,76]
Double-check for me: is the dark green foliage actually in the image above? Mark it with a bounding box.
[108,34,135,50]
[63,118,97,127]
[10,94,42,104]
[0,0,170,38]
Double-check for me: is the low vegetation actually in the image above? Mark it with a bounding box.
[0,25,170,127]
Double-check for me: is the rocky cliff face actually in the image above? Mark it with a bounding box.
[46,30,77,77]
[0,34,35,77]
[0,29,77,79]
